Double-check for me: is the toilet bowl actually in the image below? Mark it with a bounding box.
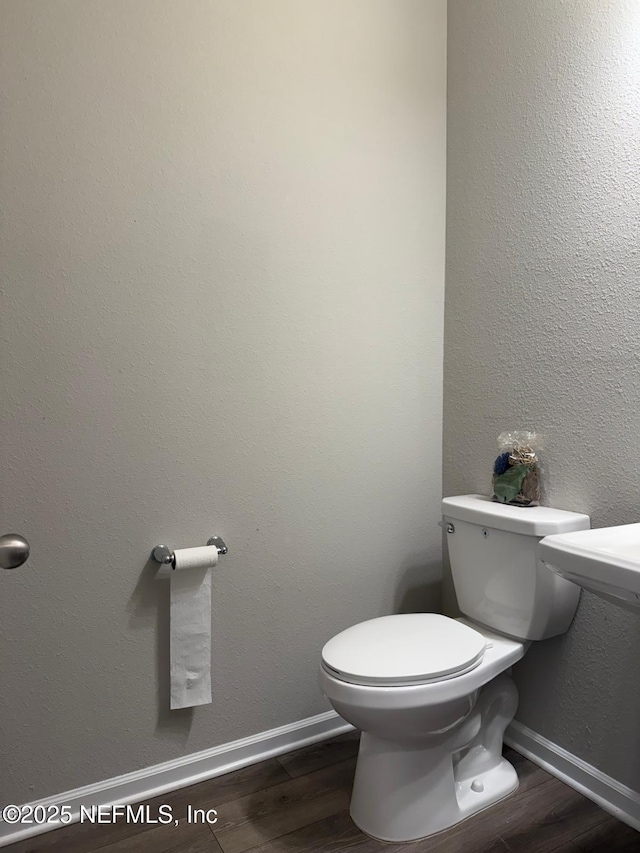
[319,495,591,843]
[320,616,524,841]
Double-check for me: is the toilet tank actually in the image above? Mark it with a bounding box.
[442,495,590,641]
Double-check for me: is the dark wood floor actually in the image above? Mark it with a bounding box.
[6,731,639,853]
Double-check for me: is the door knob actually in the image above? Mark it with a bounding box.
[0,534,30,569]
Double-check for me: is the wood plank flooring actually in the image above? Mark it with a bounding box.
[5,731,638,853]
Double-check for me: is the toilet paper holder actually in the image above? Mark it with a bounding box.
[151,537,228,568]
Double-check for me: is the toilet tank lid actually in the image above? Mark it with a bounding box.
[442,495,590,537]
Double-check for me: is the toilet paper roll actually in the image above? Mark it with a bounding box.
[169,546,218,709]
[173,545,219,572]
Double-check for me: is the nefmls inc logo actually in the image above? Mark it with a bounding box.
[80,805,174,824]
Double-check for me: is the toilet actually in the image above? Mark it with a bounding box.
[319,494,590,842]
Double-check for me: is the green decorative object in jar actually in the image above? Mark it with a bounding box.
[492,431,542,507]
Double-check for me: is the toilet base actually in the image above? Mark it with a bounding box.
[349,674,519,842]
[455,756,518,820]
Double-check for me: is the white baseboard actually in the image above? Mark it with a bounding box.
[0,710,353,848]
[505,720,640,832]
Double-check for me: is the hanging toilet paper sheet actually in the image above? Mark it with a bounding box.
[166,546,218,709]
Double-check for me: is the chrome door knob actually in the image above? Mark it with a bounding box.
[0,534,30,569]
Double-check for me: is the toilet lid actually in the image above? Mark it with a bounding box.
[321,614,486,687]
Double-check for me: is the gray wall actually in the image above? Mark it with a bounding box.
[446,0,640,789]
[0,0,446,803]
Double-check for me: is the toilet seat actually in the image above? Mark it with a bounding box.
[321,613,487,687]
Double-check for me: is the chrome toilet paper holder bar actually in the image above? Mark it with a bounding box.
[151,536,228,567]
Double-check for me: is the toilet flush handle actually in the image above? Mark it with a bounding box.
[438,521,455,534]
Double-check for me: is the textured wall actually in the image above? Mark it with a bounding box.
[0,0,446,802]
[446,0,640,789]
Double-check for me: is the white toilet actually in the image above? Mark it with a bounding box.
[319,494,590,842]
